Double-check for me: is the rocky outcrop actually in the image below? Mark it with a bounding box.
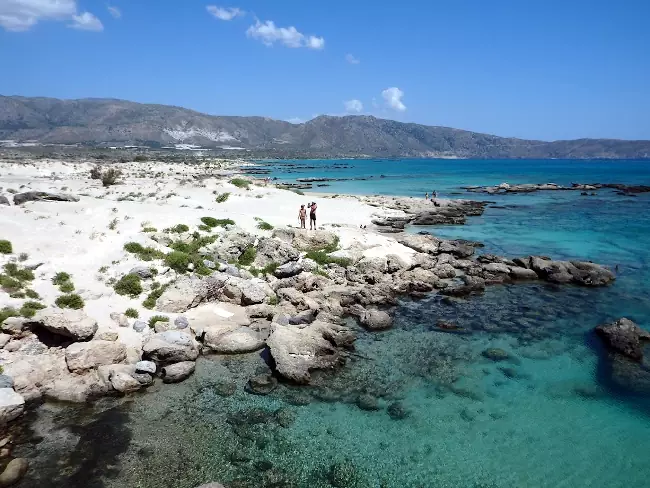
[266,321,355,383]
[595,318,650,361]
[142,331,199,364]
[13,191,80,205]
[527,256,615,286]
[26,309,97,341]
[0,388,25,424]
[161,361,196,383]
[254,237,299,267]
[65,341,128,372]
[272,227,338,251]
[203,323,268,353]
[0,195,10,206]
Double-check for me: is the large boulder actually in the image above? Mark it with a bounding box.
[0,195,10,206]
[203,323,268,353]
[274,261,303,278]
[0,388,25,424]
[65,341,128,373]
[0,458,29,486]
[13,191,80,205]
[254,237,299,267]
[528,256,615,286]
[397,234,440,254]
[142,331,199,364]
[161,361,195,383]
[26,309,97,341]
[266,321,355,384]
[595,318,650,361]
[273,227,338,251]
[44,371,109,403]
[205,230,256,263]
[359,308,393,331]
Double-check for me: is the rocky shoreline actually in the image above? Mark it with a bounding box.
[0,159,621,486]
[463,182,650,195]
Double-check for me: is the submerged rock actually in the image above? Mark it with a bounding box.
[482,348,511,362]
[161,361,196,383]
[387,402,410,420]
[595,318,650,361]
[0,458,29,486]
[247,374,278,396]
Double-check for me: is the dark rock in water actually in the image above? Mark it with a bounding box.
[213,380,237,397]
[328,460,366,488]
[498,366,523,379]
[387,402,410,420]
[273,407,296,427]
[13,191,80,205]
[0,196,10,206]
[441,275,486,297]
[246,373,278,395]
[595,318,650,361]
[0,458,29,486]
[356,394,380,411]
[482,348,510,361]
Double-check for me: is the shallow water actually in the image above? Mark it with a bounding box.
[15,159,650,487]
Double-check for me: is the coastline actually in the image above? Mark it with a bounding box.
[0,156,636,487]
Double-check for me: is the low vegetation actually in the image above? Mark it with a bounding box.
[238,246,257,266]
[215,192,230,203]
[19,301,46,318]
[123,242,165,261]
[230,178,250,189]
[52,271,75,292]
[255,217,273,231]
[148,315,169,328]
[165,224,190,234]
[90,167,123,187]
[164,251,191,273]
[0,240,12,254]
[142,284,168,309]
[55,294,85,309]
[113,274,143,297]
[305,250,351,268]
[125,307,139,319]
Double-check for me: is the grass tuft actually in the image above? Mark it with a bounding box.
[114,274,143,298]
[55,294,85,309]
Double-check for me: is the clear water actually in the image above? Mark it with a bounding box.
[15,159,650,488]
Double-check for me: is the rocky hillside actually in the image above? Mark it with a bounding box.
[1,95,649,159]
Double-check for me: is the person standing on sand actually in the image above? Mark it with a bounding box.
[309,202,317,230]
[425,192,429,200]
[298,205,307,229]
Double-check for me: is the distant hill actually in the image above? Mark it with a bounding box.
[1,95,649,159]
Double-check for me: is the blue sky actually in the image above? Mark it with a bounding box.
[1,0,649,141]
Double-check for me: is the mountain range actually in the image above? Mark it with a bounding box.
[1,95,649,159]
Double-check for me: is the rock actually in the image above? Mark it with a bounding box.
[239,281,267,305]
[0,389,25,425]
[0,318,28,336]
[246,373,278,395]
[359,308,393,331]
[441,275,486,297]
[509,266,539,280]
[65,341,127,372]
[0,334,10,348]
[110,372,141,393]
[204,325,268,354]
[528,256,615,286]
[274,261,303,278]
[245,304,275,319]
[289,309,317,325]
[0,196,10,206]
[133,320,147,332]
[132,373,154,386]
[433,263,457,279]
[482,262,510,274]
[595,318,650,361]
[482,348,510,361]
[0,377,13,389]
[273,227,338,252]
[27,308,97,341]
[387,402,410,420]
[13,191,79,205]
[161,361,195,383]
[153,320,172,333]
[129,266,153,279]
[143,331,199,364]
[194,484,226,488]
[274,407,296,427]
[96,331,119,341]
[135,360,157,374]
[203,259,217,269]
[266,321,354,384]
[0,458,29,486]
[356,394,380,411]
[300,257,318,272]
[174,315,189,329]
[397,234,440,254]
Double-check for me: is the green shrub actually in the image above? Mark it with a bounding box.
[261,262,279,275]
[0,307,19,324]
[134,155,148,162]
[20,301,45,318]
[165,251,191,272]
[25,289,40,299]
[198,224,211,232]
[166,224,189,234]
[313,267,331,278]
[59,281,75,293]
[0,275,22,293]
[256,220,273,231]
[322,236,340,254]
[124,242,164,261]
[55,294,85,309]
[3,263,34,281]
[148,315,169,327]
[114,274,143,298]
[305,250,351,268]
[124,242,145,253]
[291,189,305,196]
[230,178,250,189]
[125,307,139,318]
[213,218,235,228]
[215,192,230,203]
[18,253,29,262]
[142,227,158,233]
[238,246,257,266]
[0,240,12,254]
[268,295,278,306]
[200,217,220,228]
[52,272,71,285]
[90,166,102,179]
[142,284,167,309]
[101,168,122,187]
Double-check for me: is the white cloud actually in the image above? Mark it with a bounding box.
[287,117,304,124]
[381,87,406,112]
[246,20,324,49]
[0,0,76,31]
[344,99,363,113]
[345,53,360,65]
[107,6,121,19]
[70,12,103,31]
[206,6,244,21]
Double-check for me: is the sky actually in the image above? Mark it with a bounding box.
[1,0,649,141]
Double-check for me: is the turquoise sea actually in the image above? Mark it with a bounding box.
[15,159,650,488]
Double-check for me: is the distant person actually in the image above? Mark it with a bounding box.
[298,204,307,229]
[425,192,429,200]
[309,201,317,230]
[432,190,437,198]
